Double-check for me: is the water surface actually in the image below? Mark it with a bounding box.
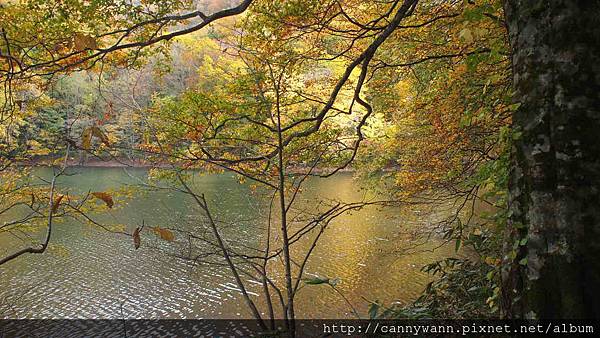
[0,168,461,319]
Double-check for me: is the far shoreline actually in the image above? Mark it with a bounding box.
[19,158,164,169]
[18,158,369,173]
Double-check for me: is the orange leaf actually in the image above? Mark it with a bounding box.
[158,228,175,242]
[151,227,175,242]
[51,194,64,214]
[91,192,114,208]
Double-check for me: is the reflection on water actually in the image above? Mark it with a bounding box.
[0,168,463,319]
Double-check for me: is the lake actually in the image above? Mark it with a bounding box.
[0,167,462,319]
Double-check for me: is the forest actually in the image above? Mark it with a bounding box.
[0,0,599,336]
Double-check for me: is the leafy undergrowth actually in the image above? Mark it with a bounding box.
[369,258,499,319]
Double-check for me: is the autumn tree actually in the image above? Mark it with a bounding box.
[134,1,422,334]
[352,0,511,317]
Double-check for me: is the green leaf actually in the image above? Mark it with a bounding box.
[455,239,462,252]
[467,286,481,292]
[466,54,482,71]
[303,277,329,285]
[368,302,380,319]
[513,239,520,249]
[519,257,528,266]
[513,222,526,229]
[512,131,523,140]
[508,103,522,111]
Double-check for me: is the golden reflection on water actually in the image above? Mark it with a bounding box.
[0,168,466,319]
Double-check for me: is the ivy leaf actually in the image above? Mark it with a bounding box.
[91,192,114,208]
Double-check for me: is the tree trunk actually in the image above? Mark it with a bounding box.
[502,0,600,319]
